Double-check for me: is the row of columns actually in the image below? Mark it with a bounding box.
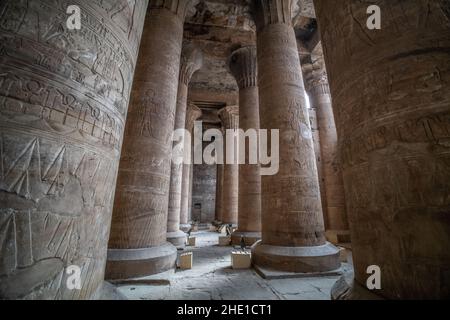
[303,54,350,243]
[3,0,446,300]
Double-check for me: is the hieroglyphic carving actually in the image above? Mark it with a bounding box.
[0,0,148,299]
[315,0,450,299]
[107,1,193,279]
[250,0,339,274]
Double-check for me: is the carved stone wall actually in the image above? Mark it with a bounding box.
[315,0,450,299]
[0,0,148,299]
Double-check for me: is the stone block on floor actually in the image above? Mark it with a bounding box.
[219,236,231,246]
[188,237,196,247]
[232,251,252,269]
[179,252,193,270]
[339,247,348,262]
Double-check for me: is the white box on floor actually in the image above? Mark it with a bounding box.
[231,251,251,269]
[219,236,231,246]
[188,237,196,246]
[339,247,348,262]
[179,252,193,270]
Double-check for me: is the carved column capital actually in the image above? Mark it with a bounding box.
[302,57,330,96]
[252,0,295,31]
[218,106,239,129]
[149,0,193,18]
[180,43,203,85]
[186,102,202,131]
[228,46,258,89]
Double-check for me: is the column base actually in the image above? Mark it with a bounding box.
[251,241,340,273]
[331,271,383,300]
[105,242,177,280]
[231,231,261,246]
[325,230,351,244]
[180,224,191,232]
[167,230,187,248]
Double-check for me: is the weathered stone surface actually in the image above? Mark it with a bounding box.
[303,48,349,240]
[107,1,192,280]
[214,163,224,222]
[315,0,450,299]
[218,106,239,225]
[251,0,340,273]
[167,43,203,247]
[0,0,148,299]
[228,46,262,246]
[192,148,217,223]
[180,103,202,230]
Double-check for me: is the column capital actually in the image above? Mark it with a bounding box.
[180,43,204,85]
[228,46,258,89]
[186,103,202,131]
[302,57,330,96]
[218,106,239,129]
[149,0,193,18]
[252,0,295,31]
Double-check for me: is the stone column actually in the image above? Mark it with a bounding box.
[214,163,224,223]
[0,0,148,299]
[303,56,349,244]
[179,103,202,231]
[315,0,450,299]
[167,44,203,247]
[218,106,239,226]
[228,47,262,246]
[251,0,340,273]
[106,0,192,280]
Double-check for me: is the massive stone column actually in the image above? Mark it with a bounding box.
[306,99,327,226]
[167,44,203,247]
[0,0,148,299]
[179,103,202,231]
[228,47,262,245]
[251,0,340,273]
[218,106,239,226]
[214,163,224,223]
[314,0,450,299]
[303,55,349,244]
[106,1,192,280]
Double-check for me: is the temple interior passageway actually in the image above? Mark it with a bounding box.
[116,231,352,300]
[0,0,449,300]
